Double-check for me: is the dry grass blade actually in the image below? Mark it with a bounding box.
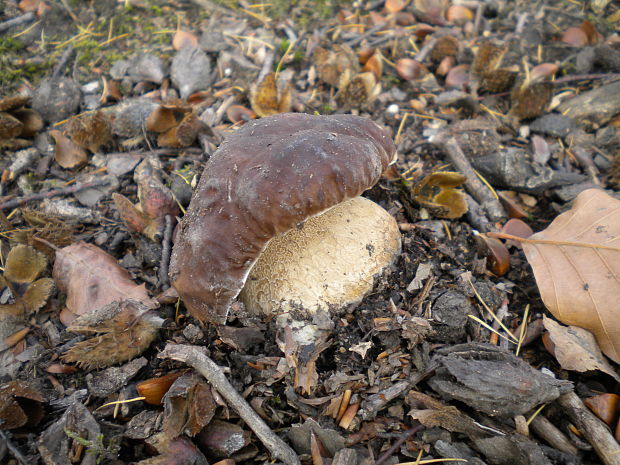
[492,189,620,362]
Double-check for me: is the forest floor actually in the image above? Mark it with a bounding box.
[1,0,620,464]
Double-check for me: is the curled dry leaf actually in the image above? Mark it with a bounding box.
[162,374,216,438]
[411,171,468,219]
[53,241,158,325]
[250,72,293,117]
[336,71,381,110]
[114,159,179,240]
[522,190,620,363]
[62,299,163,370]
[0,380,44,429]
[49,130,88,169]
[543,316,620,382]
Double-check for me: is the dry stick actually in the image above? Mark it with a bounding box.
[158,215,174,289]
[413,36,437,63]
[439,137,506,221]
[374,424,423,465]
[0,431,29,465]
[557,392,620,465]
[528,414,579,456]
[0,12,35,34]
[0,178,111,210]
[159,344,301,465]
[472,2,485,37]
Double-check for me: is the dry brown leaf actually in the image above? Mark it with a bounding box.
[521,190,620,362]
[53,242,158,325]
[411,171,468,219]
[543,316,620,382]
[250,72,293,117]
[336,71,381,110]
[50,129,88,168]
[0,380,44,429]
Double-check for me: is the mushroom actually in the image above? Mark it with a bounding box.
[169,113,401,325]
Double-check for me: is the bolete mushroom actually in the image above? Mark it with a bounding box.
[169,113,401,324]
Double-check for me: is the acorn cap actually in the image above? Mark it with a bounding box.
[169,113,396,324]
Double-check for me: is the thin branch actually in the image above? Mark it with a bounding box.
[0,431,29,465]
[0,12,35,34]
[159,344,301,465]
[0,178,111,210]
[159,215,175,289]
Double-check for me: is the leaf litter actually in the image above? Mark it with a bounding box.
[1,0,620,464]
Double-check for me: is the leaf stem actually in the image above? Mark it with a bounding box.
[486,232,620,252]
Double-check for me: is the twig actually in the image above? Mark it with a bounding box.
[159,344,301,465]
[553,73,620,84]
[343,24,386,48]
[0,431,29,465]
[472,2,485,37]
[437,137,506,221]
[0,178,111,210]
[529,414,579,456]
[51,45,75,80]
[374,424,423,465]
[159,215,175,289]
[557,392,620,465]
[0,12,35,34]
[413,37,437,63]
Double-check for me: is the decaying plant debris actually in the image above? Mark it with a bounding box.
[0,0,620,464]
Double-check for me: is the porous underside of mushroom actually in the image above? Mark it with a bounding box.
[239,196,401,317]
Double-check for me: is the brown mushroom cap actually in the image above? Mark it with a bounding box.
[169,113,396,324]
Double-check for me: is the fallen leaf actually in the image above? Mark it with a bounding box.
[411,171,468,219]
[53,241,158,325]
[543,316,620,382]
[0,380,44,429]
[250,72,293,117]
[162,374,216,437]
[50,130,87,168]
[584,393,619,426]
[521,189,620,363]
[336,71,381,110]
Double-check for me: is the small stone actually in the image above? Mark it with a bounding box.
[530,113,575,138]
